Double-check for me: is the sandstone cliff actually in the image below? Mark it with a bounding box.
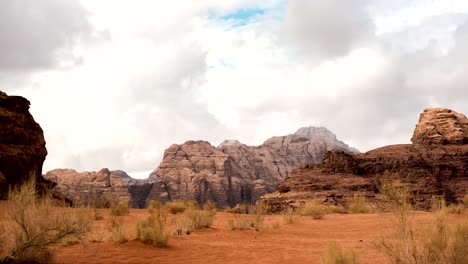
[260,108,468,212]
[0,91,50,199]
[147,127,358,208]
[44,168,132,207]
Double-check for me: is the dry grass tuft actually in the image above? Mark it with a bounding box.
[1,178,91,264]
[320,241,360,264]
[348,193,372,214]
[446,204,465,214]
[375,181,468,264]
[228,203,266,231]
[164,200,198,214]
[136,209,169,247]
[282,207,301,224]
[464,194,468,208]
[111,200,129,216]
[107,216,127,243]
[147,200,161,214]
[301,200,328,219]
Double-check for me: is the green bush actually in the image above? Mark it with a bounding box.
[111,200,129,216]
[348,193,372,214]
[136,210,169,247]
[320,241,360,264]
[301,200,327,219]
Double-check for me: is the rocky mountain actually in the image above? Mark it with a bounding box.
[43,168,152,208]
[260,108,468,212]
[147,127,358,208]
[0,91,55,199]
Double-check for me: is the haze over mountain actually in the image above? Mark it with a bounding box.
[2,1,468,178]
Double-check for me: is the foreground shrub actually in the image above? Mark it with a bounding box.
[111,200,129,216]
[1,179,91,264]
[320,241,360,264]
[136,210,169,247]
[107,216,127,243]
[301,200,327,219]
[376,181,468,264]
[348,193,372,214]
[164,200,198,214]
[185,209,216,231]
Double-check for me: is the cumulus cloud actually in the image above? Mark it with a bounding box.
[2,0,468,178]
[282,0,375,60]
[0,0,90,71]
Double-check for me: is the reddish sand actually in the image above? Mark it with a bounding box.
[1,203,466,264]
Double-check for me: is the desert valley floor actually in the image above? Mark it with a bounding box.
[1,202,466,264]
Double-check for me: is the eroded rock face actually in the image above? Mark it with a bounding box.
[0,91,49,199]
[44,168,132,207]
[260,108,468,212]
[147,127,358,208]
[412,108,468,145]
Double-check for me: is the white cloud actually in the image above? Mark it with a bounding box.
[2,0,468,178]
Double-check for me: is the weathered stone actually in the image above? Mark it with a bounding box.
[147,127,358,208]
[44,168,131,207]
[412,108,468,145]
[260,108,468,212]
[0,91,49,199]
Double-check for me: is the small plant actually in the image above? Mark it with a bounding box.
[446,204,464,214]
[320,241,360,264]
[94,208,104,220]
[148,200,161,214]
[225,203,250,214]
[348,193,372,214]
[228,204,266,231]
[2,178,91,263]
[203,200,216,211]
[107,216,127,243]
[111,200,129,216]
[283,207,300,224]
[271,220,280,229]
[136,210,169,247]
[464,194,468,208]
[164,200,197,214]
[301,200,327,219]
[184,209,216,232]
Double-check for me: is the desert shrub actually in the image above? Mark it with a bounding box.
[164,200,198,214]
[225,203,250,214]
[320,241,360,264]
[227,203,266,231]
[464,194,468,208]
[184,209,216,232]
[93,208,104,220]
[107,216,127,243]
[2,179,91,264]
[148,200,161,214]
[203,200,216,211]
[282,207,300,224]
[271,220,281,229]
[446,204,464,214]
[136,210,169,247]
[376,181,468,264]
[348,193,372,214]
[326,205,346,214]
[301,200,328,219]
[111,200,129,216]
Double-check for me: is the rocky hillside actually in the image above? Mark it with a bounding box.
[147,127,358,208]
[260,108,468,212]
[0,91,56,199]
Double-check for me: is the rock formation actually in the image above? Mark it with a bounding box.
[147,127,358,208]
[44,168,132,207]
[0,91,49,199]
[260,108,468,212]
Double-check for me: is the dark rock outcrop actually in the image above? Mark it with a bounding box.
[260,108,468,212]
[147,127,358,208]
[0,91,49,199]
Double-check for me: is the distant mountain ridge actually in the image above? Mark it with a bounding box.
[45,126,359,208]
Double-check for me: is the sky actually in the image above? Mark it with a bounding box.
[2,0,468,179]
